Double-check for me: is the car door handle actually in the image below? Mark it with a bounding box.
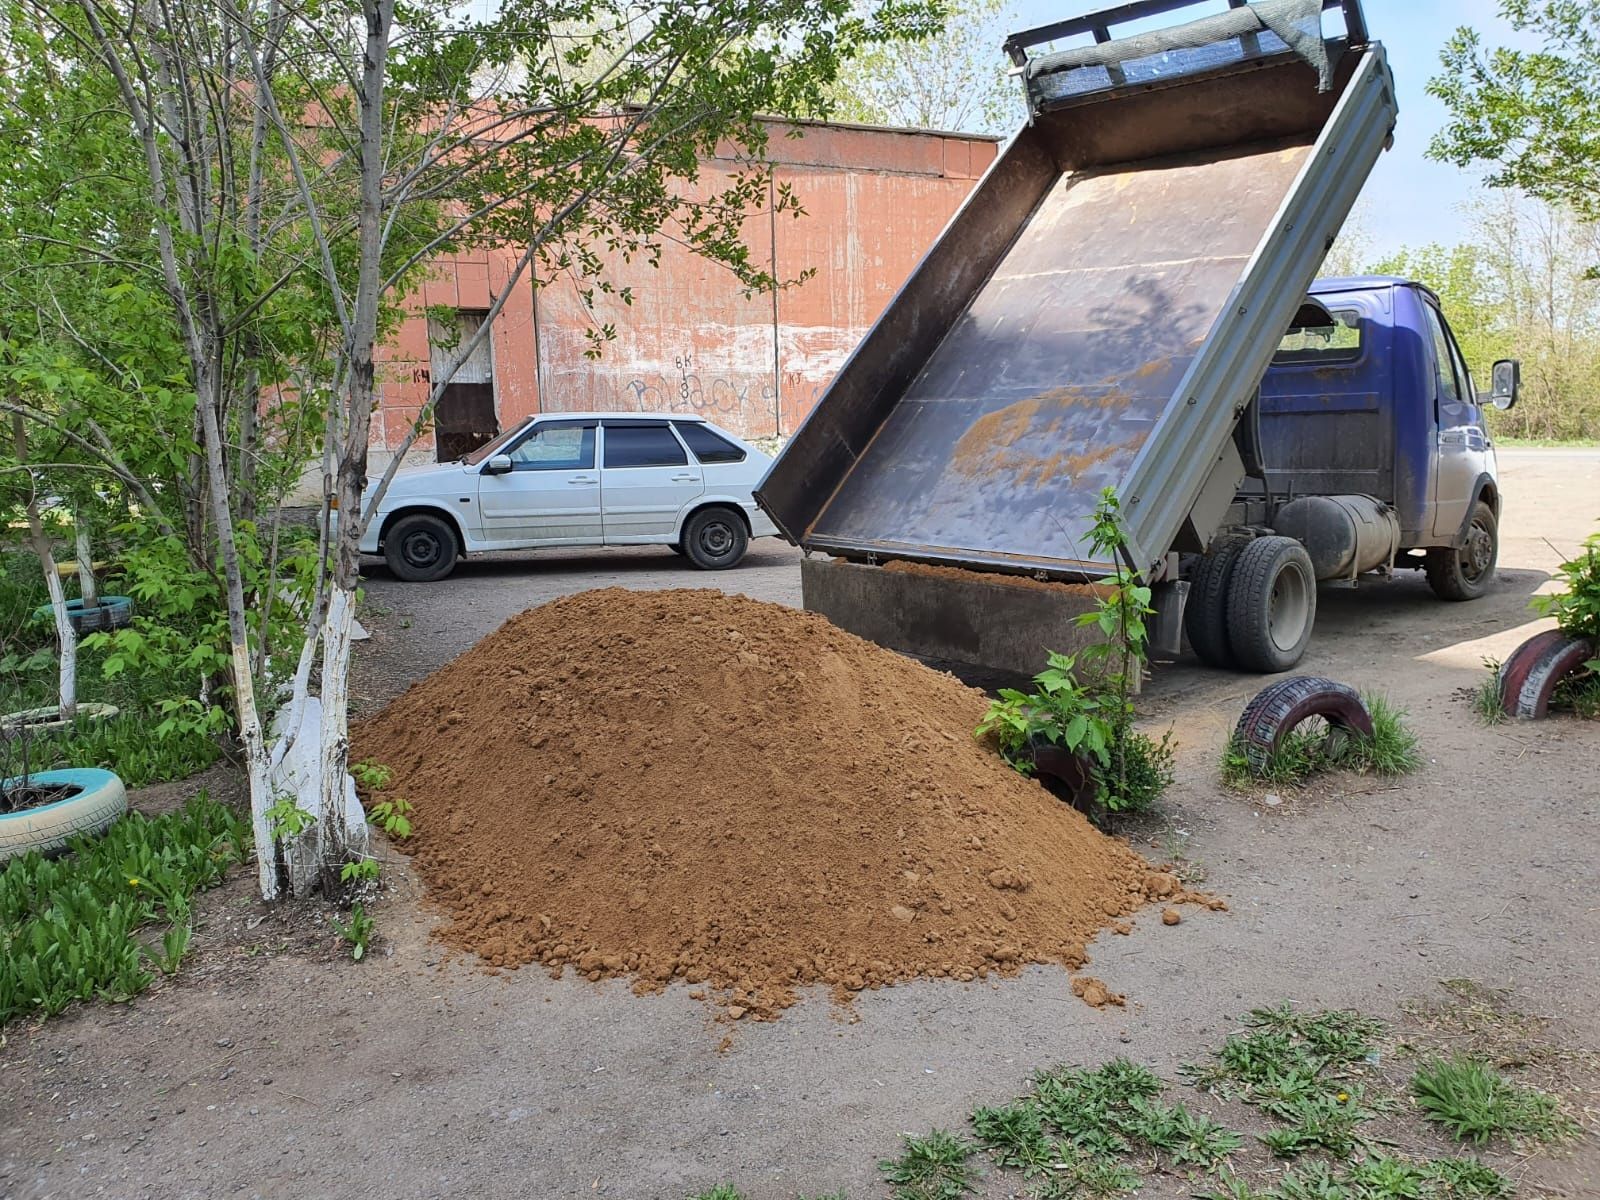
[671,473,699,483]
[568,475,597,484]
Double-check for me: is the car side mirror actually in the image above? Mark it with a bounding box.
[1489,359,1520,411]
[481,454,513,476]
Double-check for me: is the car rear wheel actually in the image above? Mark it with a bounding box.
[681,507,748,570]
[384,513,459,582]
[1185,533,1252,668]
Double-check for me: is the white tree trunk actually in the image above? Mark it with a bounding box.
[38,544,77,721]
[317,582,358,852]
[75,523,98,608]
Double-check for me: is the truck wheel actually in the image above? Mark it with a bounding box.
[1426,500,1497,601]
[1503,633,1597,720]
[1227,536,1317,673]
[1232,676,1374,777]
[1185,534,1252,668]
[681,507,748,570]
[383,513,459,582]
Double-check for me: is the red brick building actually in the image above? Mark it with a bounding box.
[373,120,999,465]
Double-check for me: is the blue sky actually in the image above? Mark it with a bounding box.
[1004,0,1536,257]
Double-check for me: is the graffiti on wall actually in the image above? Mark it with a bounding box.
[621,354,780,437]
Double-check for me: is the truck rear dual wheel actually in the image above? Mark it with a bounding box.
[1186,535,1316,673]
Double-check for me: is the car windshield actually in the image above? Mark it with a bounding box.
[461,418,534,465]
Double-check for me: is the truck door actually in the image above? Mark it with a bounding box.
[1424,302,1487,544]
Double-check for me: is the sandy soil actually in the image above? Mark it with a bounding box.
[1,449,1596,1200]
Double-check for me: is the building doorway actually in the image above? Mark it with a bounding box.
[428,310,498,462]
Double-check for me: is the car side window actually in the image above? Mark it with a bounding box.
[603,424,688,468]
[1440,313,1476,404]
[1423,304,1461,405]
[507,425,595,470]
[674,422,746,464]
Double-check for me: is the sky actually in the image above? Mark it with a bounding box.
[1004,0,1539,259]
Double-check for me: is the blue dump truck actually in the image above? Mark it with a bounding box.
[755,0,1520,675]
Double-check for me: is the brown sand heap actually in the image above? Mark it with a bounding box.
[355,588,1197,1019]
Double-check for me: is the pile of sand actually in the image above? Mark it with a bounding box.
[355,588,1201,1019]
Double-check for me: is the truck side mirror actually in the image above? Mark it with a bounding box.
[1489,359,1520,411]
[480,454,513,476]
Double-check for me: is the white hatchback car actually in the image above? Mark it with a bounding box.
[359,413,779,581]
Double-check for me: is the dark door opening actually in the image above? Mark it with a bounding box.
[429,309,498,461]
[435,383,498,462]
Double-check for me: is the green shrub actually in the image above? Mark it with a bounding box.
[0,793,250,1024]
[1411,1056,1577,1146]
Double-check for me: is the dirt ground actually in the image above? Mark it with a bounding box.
[2,449,1597,1200]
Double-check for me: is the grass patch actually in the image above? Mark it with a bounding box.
[0,793,250,1024]
[1411,1056,1578,1146]
[2,708,221,789]
[1469,670,1507,726]
[1222,695,1421,789]
[695,1002,1574,1200]
[879,1129,978,1200]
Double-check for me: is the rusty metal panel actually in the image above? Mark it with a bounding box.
[800,141,1310,572]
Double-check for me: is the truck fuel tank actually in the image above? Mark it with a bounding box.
[1272,494,1400,581]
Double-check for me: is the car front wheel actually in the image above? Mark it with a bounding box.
[383,513,459,582]
[681,507,749,570]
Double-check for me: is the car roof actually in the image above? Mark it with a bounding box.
[529,411,709,422]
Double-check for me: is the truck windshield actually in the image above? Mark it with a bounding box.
[1274,308,1362,364]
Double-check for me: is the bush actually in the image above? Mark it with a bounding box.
[0,793,251,1024]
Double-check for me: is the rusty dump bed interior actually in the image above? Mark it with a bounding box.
[757,4,1395,580]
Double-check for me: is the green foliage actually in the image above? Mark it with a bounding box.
[1530,530,1600,641]
[332,903,375,962]
[0,794,250,1023]
[0,707,220,790]
[265,798,313,841]
[339,857,381,885]
[1411,1056,1577,1146]
[976,491,1175,821]
[1220,695,1420,789]
[826,0,1023,135]
[879,1129,977,1200]
[368,796,414,840]
[351,760,393,790]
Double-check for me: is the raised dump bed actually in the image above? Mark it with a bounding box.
[756,0,1397,674]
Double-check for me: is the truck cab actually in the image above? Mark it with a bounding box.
[1250,276,1517,602]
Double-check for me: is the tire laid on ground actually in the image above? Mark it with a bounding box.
[383,513,459,582]
[1184,534,1253,668]
[32,596,135,635]
[1503,633,1597,720]
[1426,499,1498,601]
[1227,536,1318,673]
[1495,629,1572,715]
[1232,676,1375,777]
[681,507,749,571]
[0,768,128,863]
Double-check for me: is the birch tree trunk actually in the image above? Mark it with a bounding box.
[75,521,98,609]
[11,415,76,721]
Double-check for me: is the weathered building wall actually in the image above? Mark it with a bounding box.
[372,120,998,464]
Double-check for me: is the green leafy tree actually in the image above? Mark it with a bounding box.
[827,0,1023,134]
[1430,1,1600,235]
[9,0,940,898]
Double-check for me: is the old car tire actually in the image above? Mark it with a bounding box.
[1427,500,1497,601]
[0,767,127,863]
[1227,536,1317,673]
[682,507,748,571]
[1232,676,1375,777]
[1185,534,1252,668]
[1495,629,1570,716]
[1505,633,1597,720]
[33,595,134,635]
[383,513,459,582]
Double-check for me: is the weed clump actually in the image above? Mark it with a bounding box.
[1411,1056,1577,1146]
